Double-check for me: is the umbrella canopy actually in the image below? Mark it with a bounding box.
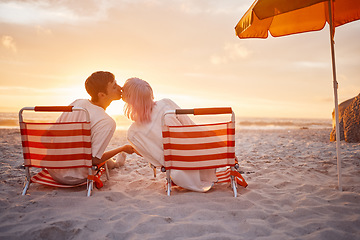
[235,0,360,191]
[236,0,360,38]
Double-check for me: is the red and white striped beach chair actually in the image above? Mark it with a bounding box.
[19,106,108,197]
[162,107,247,197]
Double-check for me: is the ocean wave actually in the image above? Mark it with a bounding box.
[238,118,332,129]
[0,119,19,127]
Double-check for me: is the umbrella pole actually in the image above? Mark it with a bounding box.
[328,0,342,191]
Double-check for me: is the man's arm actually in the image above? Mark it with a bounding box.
[92,144,137,166]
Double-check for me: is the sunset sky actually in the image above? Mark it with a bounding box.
[1,0,359,119]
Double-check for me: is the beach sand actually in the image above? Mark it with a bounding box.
[0,128,359,240]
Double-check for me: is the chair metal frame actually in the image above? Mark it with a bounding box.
[19,106,108,197]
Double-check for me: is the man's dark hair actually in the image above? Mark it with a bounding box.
[85,71,115,102]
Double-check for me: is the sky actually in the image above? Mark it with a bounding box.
[0,0,359,119]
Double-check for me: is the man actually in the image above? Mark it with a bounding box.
[48,71,135,185]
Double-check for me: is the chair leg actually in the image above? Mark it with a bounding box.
[166,170,171,196]
[22,179,30,196]
[231,167,238,198]
[105,162,110,180]
[231,177,238,197]
[87,180,93,197]
[87,168,93,197]
[22,167,31,196]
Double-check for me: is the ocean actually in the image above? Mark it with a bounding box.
[2,111,332,130]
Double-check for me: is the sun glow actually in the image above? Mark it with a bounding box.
[106,100,125,117]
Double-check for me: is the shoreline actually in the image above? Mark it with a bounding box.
[0,111,333,131]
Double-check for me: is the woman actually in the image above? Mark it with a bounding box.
[122,77,217,192]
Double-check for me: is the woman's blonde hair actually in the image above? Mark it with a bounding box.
[122,77,155,123]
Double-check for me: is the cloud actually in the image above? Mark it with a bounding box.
[178,0,251,15]
[210,42,251,65]
[210,55,227,65]
[1,35,17,53]
[225,43,251,59]
[294,61,328,69]
[0,85,86,98]
[36,26,53,35]
[0,1,109,25]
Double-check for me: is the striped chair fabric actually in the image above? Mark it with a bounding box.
[20,121,92,188]
[162,121,236,170]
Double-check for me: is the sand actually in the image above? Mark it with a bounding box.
[0,128,359,240]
